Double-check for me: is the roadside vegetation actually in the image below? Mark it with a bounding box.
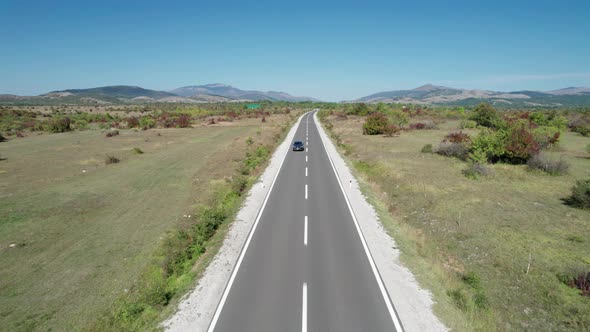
[0,104,302,331]
[319,103,590,331]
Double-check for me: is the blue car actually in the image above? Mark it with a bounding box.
[292,141,305,151]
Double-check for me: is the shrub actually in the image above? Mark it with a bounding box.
[533,126,560,149]
[72,119,89,130]
[462,162,493,179]
[127,116,140,128]
[139,116,156,130]
[0,133,6,142]
[505,125,540,164]
[469,129,507,163]
[245,137,254,145]
[48,116,72,133]
[566,179,590,209]
[460,120,477,129]
[421,144,433,153]
[470,103,504,129]
[389,109,409,127]
[231,175,249,195]
[529,112,548,126]
[421,120,438,129]
[105,155,120,165]
[443,131,471,144]
[133,147,144,154]
[261,116,266,123]
[176,114,191,128]
[549,115,568,130]
[409,123,425,130]
[208,118,216,125]
[383,124,400,137]
[436,142,469,160]
[105,130,119,137]
[559,269,590,297]
[350,103,371,116]
[527,154,569,175]
[363,112,389,135]
[575,125,590,137]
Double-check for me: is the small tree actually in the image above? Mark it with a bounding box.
[470,103,504,129]
[389,109,409,127]
[363,112,389,135]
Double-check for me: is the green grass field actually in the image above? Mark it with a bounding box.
[323,115,590,331]
[0,115,292,331]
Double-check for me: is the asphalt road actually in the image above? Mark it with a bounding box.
[209,111,402,332]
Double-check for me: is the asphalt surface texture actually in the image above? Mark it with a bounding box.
[209,112,400,332]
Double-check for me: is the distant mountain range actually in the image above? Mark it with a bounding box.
[0,84,317,105]
[170,84,317,102]
[2,83,590,107]
[357,84,590,107]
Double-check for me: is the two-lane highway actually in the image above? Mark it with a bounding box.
[208,112,402,332]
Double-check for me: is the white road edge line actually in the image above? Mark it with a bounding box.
[207,112,311,332]
[302,282,308,332]
[314,111,405,332]
[305,184,308,200]
[304,216,308,246]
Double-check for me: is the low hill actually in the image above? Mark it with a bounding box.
[357,84,590,107]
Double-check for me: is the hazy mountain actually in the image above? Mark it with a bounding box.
[170,84,317,102]
[357,84,590,107]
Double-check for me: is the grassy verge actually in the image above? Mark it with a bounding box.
[319,111,590,331]
[0,112,300,331]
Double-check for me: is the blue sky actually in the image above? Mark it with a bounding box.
[1,0,589,101]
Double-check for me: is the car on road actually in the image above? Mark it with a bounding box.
[292,140,305,151]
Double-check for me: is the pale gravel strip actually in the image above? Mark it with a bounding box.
[314,112,448,332]
[162,113,306,332]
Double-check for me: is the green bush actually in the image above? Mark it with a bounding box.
[575,125,590,137]
[549,115,568,131]
[470,103,504,129]
[389,109,409,127]
[469,129,507,163]
[566,179,590,209]
[529,112,548,126]
[460,120,477,129]
[139,116,156,129]
[349,103,371,116]
[133,147,144,154]
[421,144,433,153]
[47,116,72,133]
[362,112,389,135]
